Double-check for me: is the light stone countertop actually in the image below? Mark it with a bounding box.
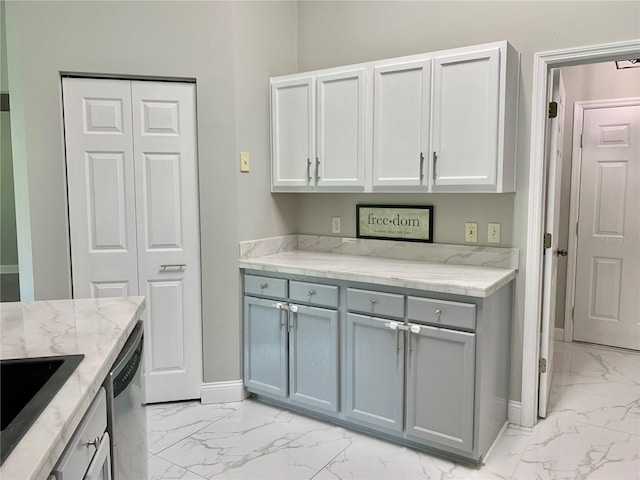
[0,296,145,480]
[240,250,516,298]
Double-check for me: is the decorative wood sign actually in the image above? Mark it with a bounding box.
[356,205,433,243]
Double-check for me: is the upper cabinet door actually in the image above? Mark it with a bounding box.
[372,60,431,190]
[431,48,501,191]
[271,77,315,191]
[316,69,366,190]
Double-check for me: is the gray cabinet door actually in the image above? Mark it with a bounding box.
[243,296,288,398]
[345,313,404,433]
[406,325,475,452]
[288,305,339,413]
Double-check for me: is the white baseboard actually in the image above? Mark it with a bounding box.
[0,265,18,274]
[201,380,247,404]
[508,400,521,426]
[555,328,564,341]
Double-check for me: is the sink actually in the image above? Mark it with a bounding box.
[0,354,84,465]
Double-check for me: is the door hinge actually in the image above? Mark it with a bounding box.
[543,233,552,249]
[539,357,547,374]
[580,134,583,148]
[548,102,558,119]
[576,222,579,237]
[572,306,575,320]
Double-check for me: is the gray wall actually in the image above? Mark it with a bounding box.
[555,62,640,329]
[1,1,18,271]
[294,0,640,402]
[5,1,297,383]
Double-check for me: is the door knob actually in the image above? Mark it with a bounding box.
[556,249,568,257]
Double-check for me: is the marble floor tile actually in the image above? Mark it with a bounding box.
[157,400,356,479]
[149,454,207,480]
[147,400,245,454]
[548,373,640,436]
[561,342,640,386]
[512,415,640,480]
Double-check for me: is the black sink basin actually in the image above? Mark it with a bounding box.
[0,354,84,465]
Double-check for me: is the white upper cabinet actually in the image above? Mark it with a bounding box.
[272,69,366,192]
[431,46,517,192]
[271,76,315,190]
[270,41,519,193]
[372,60,430,191]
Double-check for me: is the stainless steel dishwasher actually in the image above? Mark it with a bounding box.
[104,320,148,480]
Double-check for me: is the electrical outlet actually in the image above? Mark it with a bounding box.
[465,222,478,243]
[332,217,341,234]
[240,151,250,172]
[488,223,501,243]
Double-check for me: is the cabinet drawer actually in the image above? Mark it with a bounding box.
[244,275,287,299]
[347,288,404,319]
[52,387,107,479]
[289,281,338,308]
[407,297,476,330]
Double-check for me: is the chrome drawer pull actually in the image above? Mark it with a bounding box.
[86,436,101,449]
[260,283,268,289]
[369,299,377,305]
[435,309,442,320]
[307,290,316,296]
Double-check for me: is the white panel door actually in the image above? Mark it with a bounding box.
[573,105,640,350]
[63,78,139,299]
[271,77,315,190]
[316,69,366,189]
[431,48,500,191]
[131,81,203,402]
[539,70,565,418]
[372,60,430,189]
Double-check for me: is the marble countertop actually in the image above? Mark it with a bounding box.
[240,250,516,297]
[0,296,145,480]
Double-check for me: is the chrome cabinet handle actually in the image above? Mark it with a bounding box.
[86,436,101,450]
[419,152,425,181]
[260,283,268,289]
[307,158,312,182]
[433,152,438,180]
[435,309,442,320]
[307,290,316,297]
[160,264,186,271]
[315,157,320,182]
[369,299,377,305]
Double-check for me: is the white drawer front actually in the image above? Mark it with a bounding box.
[347,288,404,319]
[244,275,287,299]
[407,297,476,330]
[289,281,338,308]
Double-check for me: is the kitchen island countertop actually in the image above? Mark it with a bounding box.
[0,296,145,480]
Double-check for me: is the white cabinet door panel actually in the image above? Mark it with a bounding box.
[432,48,500,191]
[373,60,430,189]
[316,69,365,189]
[131,81,202,403]
[271,77,315,190]
[63,78,139,300]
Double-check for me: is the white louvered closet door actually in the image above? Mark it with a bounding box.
[63,78,202,403]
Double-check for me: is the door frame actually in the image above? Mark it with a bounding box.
[521,39,640,428]
[562,97,640,343]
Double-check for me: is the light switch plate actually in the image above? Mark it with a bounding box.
[465,222,478,243]
[240,151,250,172]
[488,223,501,243]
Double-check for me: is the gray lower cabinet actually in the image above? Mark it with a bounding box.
[405,325,475,452]
[243,271,512,463]
[288,305,339,412]
[345,313,404,433]
[244,276,340,414]
[244,296,288,398]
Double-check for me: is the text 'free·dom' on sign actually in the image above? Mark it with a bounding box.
[356,205,433,243]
